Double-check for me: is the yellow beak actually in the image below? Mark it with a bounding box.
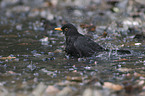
[55,27,62,31]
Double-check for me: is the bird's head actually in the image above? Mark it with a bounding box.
[55,23,79,36]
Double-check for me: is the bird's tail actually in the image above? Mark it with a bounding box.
[105,48,131,55]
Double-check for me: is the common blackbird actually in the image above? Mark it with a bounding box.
[55,23,105,57]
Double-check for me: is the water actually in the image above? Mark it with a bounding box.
[0,25,144,91]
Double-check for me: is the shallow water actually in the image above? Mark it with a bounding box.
[0,19,144,93]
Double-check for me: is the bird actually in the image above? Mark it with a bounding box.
[55,23,105,57]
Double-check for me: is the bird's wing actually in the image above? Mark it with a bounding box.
[86,37,104,51]
[74,36,103,57]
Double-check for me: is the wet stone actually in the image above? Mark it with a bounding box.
[48,52,54,56]
[16,24,23,30]
[82,88,93,96]
[82,88,110,96]
[44,85,60,96]
[73,10,83,17]
[57,87,73,96]
[0,86,9,96]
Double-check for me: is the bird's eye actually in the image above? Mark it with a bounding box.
[64,28,68,31]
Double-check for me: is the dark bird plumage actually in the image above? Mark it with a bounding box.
[55,23,105,57]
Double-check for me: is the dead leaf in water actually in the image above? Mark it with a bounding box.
[0,35,18,38]
[0,56,16,60]
[17,43,31,45]
[102,31,107,37]
[114,58,129,62]
[103,82,123,91]
[117,68,133,72]
[66,76,82,82]
[7,71,16,74]
[54,49,63,53]
[56,81,77,86]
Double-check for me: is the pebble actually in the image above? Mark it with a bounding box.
[82,88,93,96]
[83,88,108,96]
[78,58,86,62]
[57,87,73,96]
[135,43,141,46]
[28,10,39,17]
[73,10,83,17]
[32,82,47,96]
[39,37,48,43]
[58,0,91,8]
[123,19,140,28]
[44,85,60,95]
[11,6,30,13]
[50,0,58,6]
[0,86,9,96]
[16,24,23,30]
[54,49,63,53]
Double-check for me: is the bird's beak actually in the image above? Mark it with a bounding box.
[55,27,62,31]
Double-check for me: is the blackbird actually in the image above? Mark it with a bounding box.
[55,23,105,57]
